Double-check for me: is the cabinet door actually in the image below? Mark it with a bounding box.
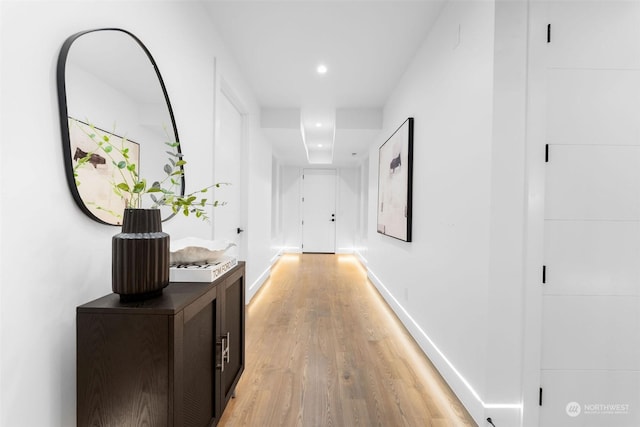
[183,290,218,427]
[77,313,169,427]
[218,269,245,412]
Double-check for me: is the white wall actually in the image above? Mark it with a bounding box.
[245,114,275,300]
[363,1,497,423]
[0,3,4,422]
[484,1,528,426]
[336,168,358,253]
[280,166,359,253]
[271,156,281,243]
[0,1,272,425]
[280,165,303,251]
[356,157,369,258]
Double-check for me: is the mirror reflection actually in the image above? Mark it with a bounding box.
[58,29,183,225]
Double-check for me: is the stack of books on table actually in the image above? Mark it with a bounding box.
[170,256,238,283]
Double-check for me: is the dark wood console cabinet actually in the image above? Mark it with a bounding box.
[77,262,245,427]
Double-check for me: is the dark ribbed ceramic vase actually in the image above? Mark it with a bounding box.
[112,208,170,301]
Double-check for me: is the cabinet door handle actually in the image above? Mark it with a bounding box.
[217,336,227,372]
[224,332,231,364]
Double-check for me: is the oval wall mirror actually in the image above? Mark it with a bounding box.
[57,28,184,225]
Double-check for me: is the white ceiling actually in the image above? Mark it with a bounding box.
[204,0,445,166]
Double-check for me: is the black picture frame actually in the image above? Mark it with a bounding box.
[376,117,413,242]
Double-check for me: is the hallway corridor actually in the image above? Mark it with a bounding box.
[218,254,476,426]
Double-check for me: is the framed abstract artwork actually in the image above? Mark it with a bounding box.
[68,117,140,225]
[377,117,413,242]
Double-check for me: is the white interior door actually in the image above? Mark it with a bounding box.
[539,2,640,426]
[215,90,243,257]
[302,169,336,253]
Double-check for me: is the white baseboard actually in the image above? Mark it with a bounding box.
[246,265,271,303]
[283,247,302,254]
[355,250,368,266]
[335,248,354,254]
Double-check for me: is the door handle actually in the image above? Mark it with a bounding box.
[217,336,227,372]
[237,227,244,234]
[217,332,230,372]
[224,332,230,364]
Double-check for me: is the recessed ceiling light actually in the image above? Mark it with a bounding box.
[317,64,328,74]
[318,144,323,148]
[315,122,322,127]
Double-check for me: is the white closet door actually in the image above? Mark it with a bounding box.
[539,2,640,426]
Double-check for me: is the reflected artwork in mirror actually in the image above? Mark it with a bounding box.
[57,28,184,225]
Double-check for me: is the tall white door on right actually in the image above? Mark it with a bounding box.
[538,2,640,426]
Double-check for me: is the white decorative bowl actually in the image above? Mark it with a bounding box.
[170,237,236,265]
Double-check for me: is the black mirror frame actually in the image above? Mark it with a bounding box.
[56,28,184,225]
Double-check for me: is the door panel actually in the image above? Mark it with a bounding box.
[546,2,640,69]
[539,371,640,427]
[222,276,244,398]
[541,295,640,371]
[215,92,243,254]
[183,301,216,427]
[547,69,640,145]
[544,221,640,296]
[544,145,640,221]
[302,169,336,253]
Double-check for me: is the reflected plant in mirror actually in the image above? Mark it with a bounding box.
[72,119,228,222]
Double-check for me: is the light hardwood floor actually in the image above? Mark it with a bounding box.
[218,254,477,427]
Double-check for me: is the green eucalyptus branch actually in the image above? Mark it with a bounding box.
[73,121,229,221]
[153,182,231,221]
[73,122,140,208]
